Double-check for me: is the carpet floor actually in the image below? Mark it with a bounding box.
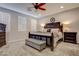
[0,41,79,56]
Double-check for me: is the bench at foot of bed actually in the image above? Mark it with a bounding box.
[25,38,46,51]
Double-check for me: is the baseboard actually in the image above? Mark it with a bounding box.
[7,39,25,44]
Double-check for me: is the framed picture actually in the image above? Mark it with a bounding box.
[50,17,55,23]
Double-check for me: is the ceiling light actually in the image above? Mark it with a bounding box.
[60,6,64,8]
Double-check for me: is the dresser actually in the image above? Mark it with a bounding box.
[0,23,6,47]
[64,32,77,44]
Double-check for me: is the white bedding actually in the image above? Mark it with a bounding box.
[51,29,63,47]
[53,33,62,48]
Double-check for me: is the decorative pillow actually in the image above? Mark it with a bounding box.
[53,31,59,38]
[51,29,59,33]
[47,29,51,32]
[51,29,63,38]
[51,29,59,38]
[58,31,63,39]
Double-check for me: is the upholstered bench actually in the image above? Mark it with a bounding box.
[25,38,46,51]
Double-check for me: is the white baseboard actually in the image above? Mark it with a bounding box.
[7,39,25,44]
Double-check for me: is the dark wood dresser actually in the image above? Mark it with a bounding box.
[64,32,77,44]
[0,23,6,47]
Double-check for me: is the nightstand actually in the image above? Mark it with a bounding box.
[64,32,77,44]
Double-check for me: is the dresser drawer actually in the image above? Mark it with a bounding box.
[64,38,76,41]
[0,36,5,38]
[64,37,76,40]
[64,34,76,37]
[0,41,6,47]
[0,32,5,34]
[0,39,6,43]
[64,40,76,43]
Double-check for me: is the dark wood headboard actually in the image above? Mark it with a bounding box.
[44,22,63,32]
[44,22,60,28]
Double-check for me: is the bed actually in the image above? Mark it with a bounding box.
[28,22,63,51]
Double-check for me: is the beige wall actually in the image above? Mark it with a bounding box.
[0,7,37,44]
[1,6,79,44]
[37,7,79,43]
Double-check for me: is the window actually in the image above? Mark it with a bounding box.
[0,12,10,32]
[18,16,27,31]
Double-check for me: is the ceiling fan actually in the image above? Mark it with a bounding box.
[32,3,46,11]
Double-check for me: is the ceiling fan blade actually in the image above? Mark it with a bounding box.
[32,3,39,6]
[32,3,46,11]
[32,3,39,9]
[38,7,46,10]
[38,3,46,7]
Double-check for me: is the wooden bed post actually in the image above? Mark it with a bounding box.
[29,32,30,38]
[50,33,54,51]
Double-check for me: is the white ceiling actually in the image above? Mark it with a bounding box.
[0,3,79,19]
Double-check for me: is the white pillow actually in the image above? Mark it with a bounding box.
[58,31,63,39]
[51,29,59,33]
[51,29,59,38]
[51,29,63,39]
[53,32,59,38]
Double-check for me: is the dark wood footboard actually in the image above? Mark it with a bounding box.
[28,32,54,51]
